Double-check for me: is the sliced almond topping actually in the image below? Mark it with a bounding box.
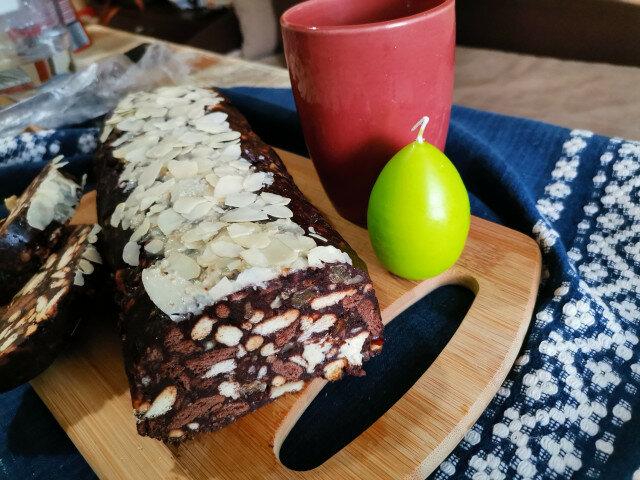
[214,175,244,198]
[221,207,268,223]
[168,160,198,179]
[166,252,200,280]
[210,240,244,258]
[260,192,290,205]
[225,192,257,208]
[261,238,297,266]
[156,209,184,235]
[122,241,140,266]
[227,223,256,238]
[263,204,293,219]
[145,238,164,254]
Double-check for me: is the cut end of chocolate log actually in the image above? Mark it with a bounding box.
[94,86,384,443]
[0,156,83,304]
[0,224,102,393]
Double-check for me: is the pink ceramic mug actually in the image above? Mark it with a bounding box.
[281,0,455,225]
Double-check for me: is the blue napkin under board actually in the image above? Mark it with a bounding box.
[0,87,638,480]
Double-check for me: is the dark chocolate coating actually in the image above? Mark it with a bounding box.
[0,225,95,392]
[94,89,384,442]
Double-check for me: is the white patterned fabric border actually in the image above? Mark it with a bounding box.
[434,132,640,479]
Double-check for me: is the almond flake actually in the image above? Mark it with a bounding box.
[307,246,352,268]
[218,144,241,162]
[83,244,102,263]
[135,106,167,119]
[110,202,126,228]
[74,271,85,286]
[193,112,229,133]
[173,197,208,215]
[221,207,268,223]
[211,240,244,258]
[236,267,277,288]
[214,165,239,176]
[130,218,151,242]
[122,241,140,266]
[229,159,251,171]
[214,175,244,198]
[233,231,271,248]
[275,233,316,252]
[106,114,123,125]
[146,143,175,159]
[225,192,257,208]
[193,158,214,174]
[100,125,113,142]
[261,238,297,265]
[153,117,185,130]
[240,248,269,267]
[142,268,198,316]
[117,118,144,132]
[211,131,241,143]
[167,160,198,179]
[260,192,291,205]
[166,252,201,280]
[179,131,207,144]
[145,239,164,254]
[205,173,219,188]
[157,209,184,235]
[181,201,213,221]
[227,223,256,238]
[243,172,273,192]
[138,161,162,188]
[78,258,94,275]
[264,204,293,219]
[199,221,226,234]
[139,178,175,200]
[124,147,147,163]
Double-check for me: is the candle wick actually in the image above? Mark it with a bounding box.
[411,116,430,143]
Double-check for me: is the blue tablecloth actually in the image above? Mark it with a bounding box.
[0,87,639,480]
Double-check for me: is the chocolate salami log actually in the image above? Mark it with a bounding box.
[0,157,83,304]
[95,86,384,442]
[0,224,101,392]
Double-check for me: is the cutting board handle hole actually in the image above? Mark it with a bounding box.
[277,284,475,471]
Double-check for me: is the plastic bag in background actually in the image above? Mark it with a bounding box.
[0,42,195,138]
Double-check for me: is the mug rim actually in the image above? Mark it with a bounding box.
[280,0,454,34]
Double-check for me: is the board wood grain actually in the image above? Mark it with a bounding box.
[30,149,541,479]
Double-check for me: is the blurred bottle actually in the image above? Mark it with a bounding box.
[0,0,75,94]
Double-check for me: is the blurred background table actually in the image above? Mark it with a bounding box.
[78,24,639,141]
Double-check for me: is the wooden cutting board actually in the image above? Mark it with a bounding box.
[30,148,541,480]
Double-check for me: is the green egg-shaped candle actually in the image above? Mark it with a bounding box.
[367,117,470,279]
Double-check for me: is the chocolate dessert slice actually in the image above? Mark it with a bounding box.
[95,86,384,442]
[0,224,101,392]
[0,157,83,303]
